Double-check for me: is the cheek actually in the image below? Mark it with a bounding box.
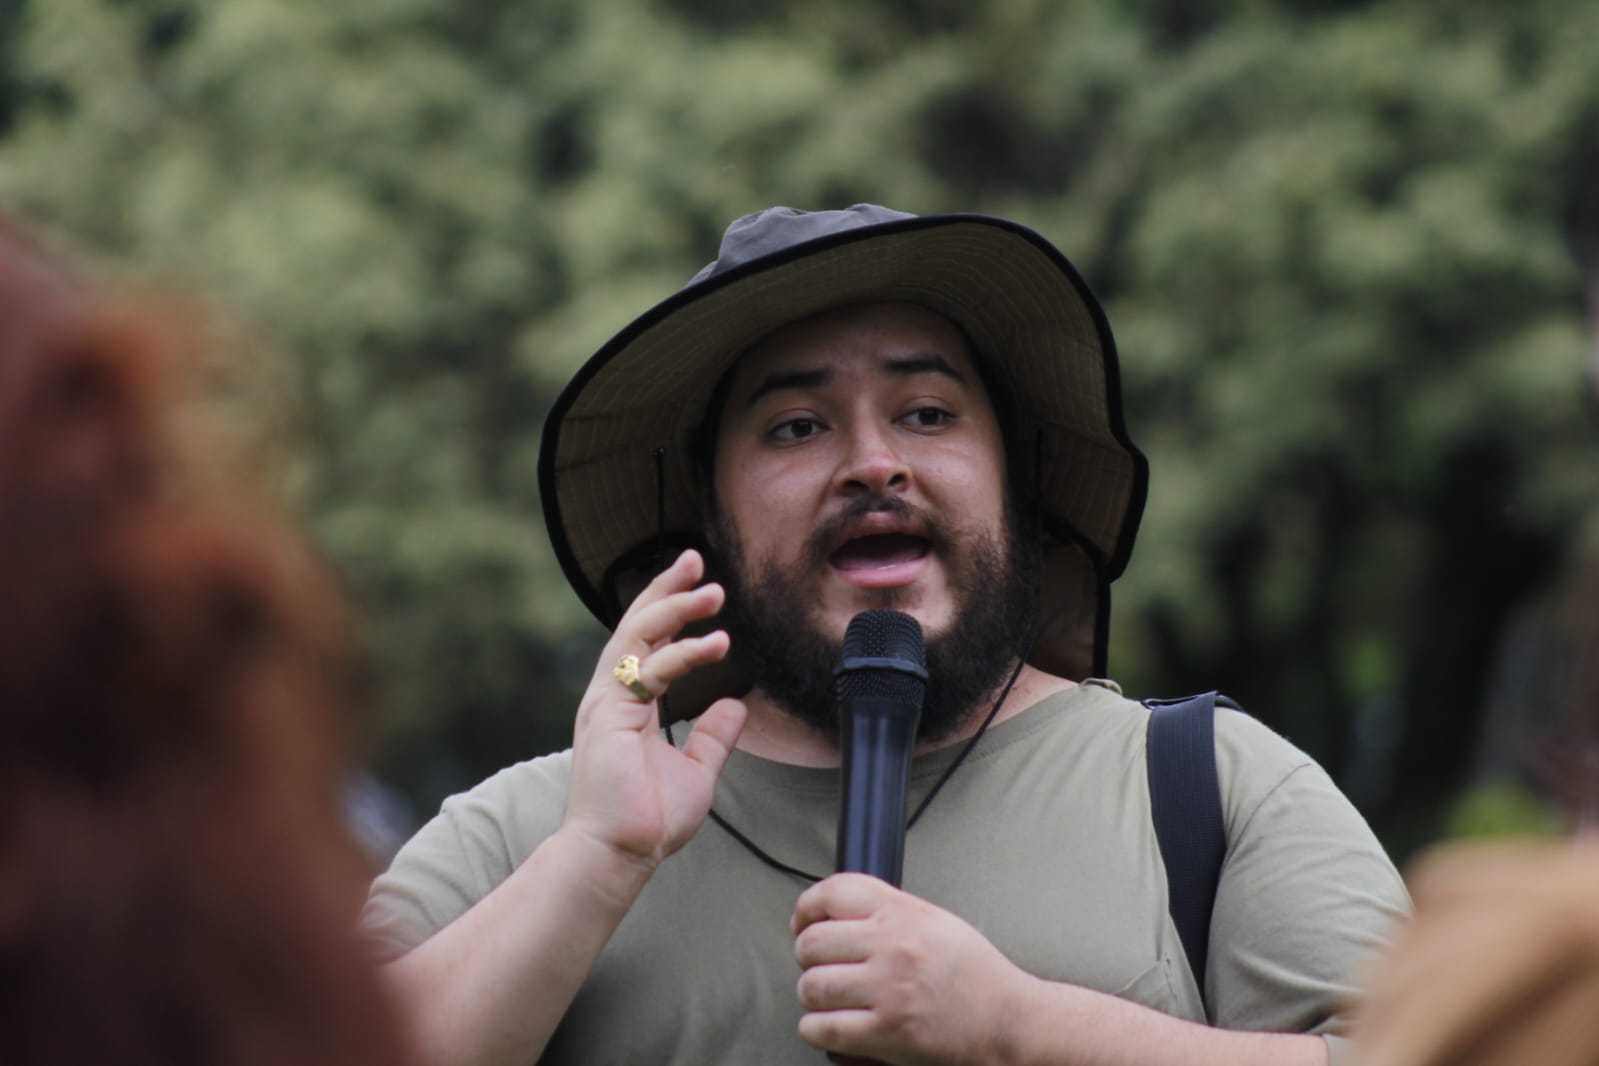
[959,430,1008,509]
[928,447,1006,505]
[715,458,811,556]
[722,437,833,504]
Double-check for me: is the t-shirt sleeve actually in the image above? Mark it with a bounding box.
[360,752,572,962]
[1205,709,1410,1036]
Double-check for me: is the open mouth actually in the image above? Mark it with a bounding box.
[828,533,932,572]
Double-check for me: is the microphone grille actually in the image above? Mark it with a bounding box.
[836,610,927,704]
[841,609,925,664]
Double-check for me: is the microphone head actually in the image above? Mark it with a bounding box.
[835,609,927,707]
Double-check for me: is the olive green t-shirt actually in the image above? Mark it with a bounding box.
[364,681,1408,1065]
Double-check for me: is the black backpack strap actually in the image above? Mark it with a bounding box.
[1144,692,1230,1016]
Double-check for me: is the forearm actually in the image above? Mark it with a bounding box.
[382,826,654,1066]
[1000,976,1328,1066]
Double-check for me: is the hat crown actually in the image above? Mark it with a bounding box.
[687,204,919,286]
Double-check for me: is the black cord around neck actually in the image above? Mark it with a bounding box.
[707,808,824,883]
[651,447,668,572]
[661,630,1040,885]
[904,637,1032,830]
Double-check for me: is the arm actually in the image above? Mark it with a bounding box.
[791,874,1327,1066]
[379,550,747,1066]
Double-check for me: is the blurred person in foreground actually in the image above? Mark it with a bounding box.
[365,205,1410,1065]
[1356,547,1599,1066]
[1356,840,1599,1066]
[0,220,414,1066]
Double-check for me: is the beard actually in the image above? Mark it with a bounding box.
[707,493,1037,745]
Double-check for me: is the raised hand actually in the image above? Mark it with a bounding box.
[563,548,748,870]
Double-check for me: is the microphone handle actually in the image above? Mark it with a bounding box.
[828,697,918,1066]
[836,697,920,886]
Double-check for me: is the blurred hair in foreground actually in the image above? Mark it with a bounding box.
[0,219,413,1065]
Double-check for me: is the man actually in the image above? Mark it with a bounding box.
[363,204,1408,1066]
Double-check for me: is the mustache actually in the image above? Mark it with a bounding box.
[802,493,955,570]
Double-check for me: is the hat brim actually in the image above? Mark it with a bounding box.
[540,213,1147,705]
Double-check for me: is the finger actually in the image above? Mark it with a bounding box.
[796,1009,879,1056]
[680,696,747,776]
[599,632,729,711]
[792,873,892,936]
[642,547,706,599]
[795,916,872,969]
[617,581,725,651]
[634,630,731,694]
[620,548,706,616]
[591,586,723,705]
[797,961,873,1012]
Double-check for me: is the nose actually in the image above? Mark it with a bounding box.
[836,419,910,497]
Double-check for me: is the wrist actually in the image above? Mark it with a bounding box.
[988,970,1055,1066]
[548,824,659,914]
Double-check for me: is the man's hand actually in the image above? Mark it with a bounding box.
[791,873,1032,1065]
[792,874,1332,1066]
[382,549,748,1066]
[563,548,747,872]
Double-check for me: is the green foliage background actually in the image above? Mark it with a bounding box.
[4,0,1596,857]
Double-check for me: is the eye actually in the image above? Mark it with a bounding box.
[901,406,956,430]
[769,416,825,443]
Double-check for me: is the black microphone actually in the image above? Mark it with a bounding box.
[833,610,928,886]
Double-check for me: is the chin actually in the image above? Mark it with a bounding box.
[824,597,954,641]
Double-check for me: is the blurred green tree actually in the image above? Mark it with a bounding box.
[3,0,1595,855]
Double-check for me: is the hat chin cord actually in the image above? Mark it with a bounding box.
[657,430,1061,885]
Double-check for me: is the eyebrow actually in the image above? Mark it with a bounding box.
[743,367,832,409]
[741,352,968,409]
[884,353,968,384]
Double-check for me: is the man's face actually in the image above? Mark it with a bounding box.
[710,302,1032,738]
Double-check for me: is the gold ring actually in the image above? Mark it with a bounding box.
[612,654,654,702]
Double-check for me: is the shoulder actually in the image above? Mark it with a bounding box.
[1129,691,1358,844]
[1000,678,1154,773]
[1211,703,1313,768]
[1211,705,1318,804]
[417,748,576,879]
[438,748,574,832]
[362,749,574,959]
[1048,681,1283,766]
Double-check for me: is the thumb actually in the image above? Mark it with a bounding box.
[680,697,748,779]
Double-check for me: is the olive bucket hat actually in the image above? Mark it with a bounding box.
[539,204,1148,713]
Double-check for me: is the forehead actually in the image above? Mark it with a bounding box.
[722,301,984,404]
